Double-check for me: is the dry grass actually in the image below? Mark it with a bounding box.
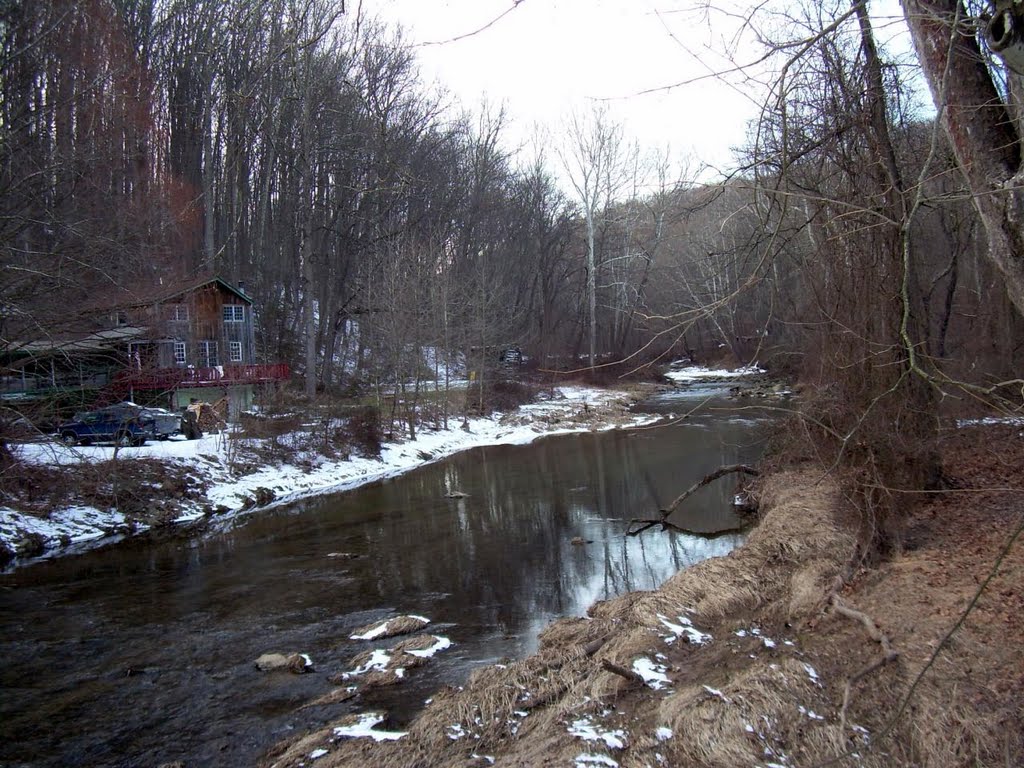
[659,657,833,767]
[629,470,855,627]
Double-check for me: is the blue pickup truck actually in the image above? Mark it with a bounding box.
[57,403,182,447]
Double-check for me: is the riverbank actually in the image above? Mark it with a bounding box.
[1,382,663,568]
[260,422,1024,768]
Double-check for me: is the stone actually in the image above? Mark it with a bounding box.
[255,652,312,673]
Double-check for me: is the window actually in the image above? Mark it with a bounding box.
[199,340,219,367]
[173,341,186,366]
[169,304,189,322]
[229,341,243,362]
[223,304,245,323]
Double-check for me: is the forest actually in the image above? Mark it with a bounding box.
[3,0,1024,517]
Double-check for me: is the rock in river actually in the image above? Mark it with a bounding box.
[255,652,313,673]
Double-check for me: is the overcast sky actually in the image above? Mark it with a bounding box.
[367,1,916,178]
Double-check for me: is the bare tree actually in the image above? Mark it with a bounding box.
[559,105,627,369]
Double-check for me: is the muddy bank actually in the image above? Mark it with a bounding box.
[262,436,1024,767]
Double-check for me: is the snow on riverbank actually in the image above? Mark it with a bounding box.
[2,386,658,566]
[664,364,766,383]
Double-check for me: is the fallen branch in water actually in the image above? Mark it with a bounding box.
[627,464,760,537]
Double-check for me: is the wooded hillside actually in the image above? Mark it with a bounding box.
[3,1,1022,498]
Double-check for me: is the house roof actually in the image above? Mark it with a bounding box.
[67,272,254,318]
[118,273,254,307]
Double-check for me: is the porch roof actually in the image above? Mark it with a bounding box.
[5,326,147,358]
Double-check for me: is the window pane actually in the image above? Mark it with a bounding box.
[223,305,244,322]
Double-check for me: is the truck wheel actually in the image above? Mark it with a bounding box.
[59,431,79,447]
[115,431,132,448]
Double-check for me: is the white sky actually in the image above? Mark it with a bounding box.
[368,1,916,179]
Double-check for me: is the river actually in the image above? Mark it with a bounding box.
[0,386,773,767]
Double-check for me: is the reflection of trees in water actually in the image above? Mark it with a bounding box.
[321,418,764,629]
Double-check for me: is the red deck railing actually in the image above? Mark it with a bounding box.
[111,363,290,392]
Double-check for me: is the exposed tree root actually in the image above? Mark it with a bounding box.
[831,594,899,735]
[600,658,645,686]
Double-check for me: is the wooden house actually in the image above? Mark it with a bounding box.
[3,275,289,416]
[123,275,258,371]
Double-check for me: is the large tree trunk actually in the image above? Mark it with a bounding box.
[902,0,1024,316]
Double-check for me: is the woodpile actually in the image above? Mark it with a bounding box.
[185,396,228,433]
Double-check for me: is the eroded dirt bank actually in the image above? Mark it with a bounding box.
[261,426,1024,768]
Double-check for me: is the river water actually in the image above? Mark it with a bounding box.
[0,387,773,767]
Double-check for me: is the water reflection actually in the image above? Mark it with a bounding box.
[0,390,771,768]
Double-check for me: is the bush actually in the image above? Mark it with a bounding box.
[465,380,538,416]
[339,405,382,458]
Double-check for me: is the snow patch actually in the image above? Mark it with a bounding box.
[703,684,729,701]
[406,635,452,659]
[574,754,619,767]
[735,625,777,648]
[0,504,130,554]
[332,712,406,742]
[956,416,1024,428]
[349,615,430,641]
[568,718,627,750]
[657,612,712,645]
[342,649,391,679]
[665,364,765,383]
[350,621,393,641]
[632,658,671,690]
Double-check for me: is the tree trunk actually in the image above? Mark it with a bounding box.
[902,0,1024,317]
[586,215,597,369]
[202,73,216,271]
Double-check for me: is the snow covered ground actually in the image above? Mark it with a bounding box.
[664,363,766,383]
[2,385,660,566]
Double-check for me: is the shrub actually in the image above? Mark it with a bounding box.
[465,380,538,416]
[340,405,382,458]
